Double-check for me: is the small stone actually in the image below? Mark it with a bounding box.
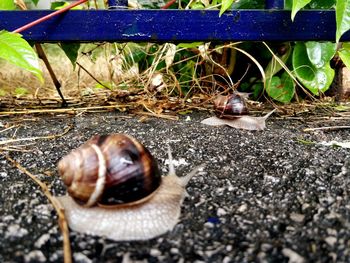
[261,243,272,252]
[282,248,305,263]
[34,204,53,218]
[24,250,46,263]
[325,236,337,247]
[204,222,214,228]
[73,252,92,263]
[150,248,161,257]
[223,256,231,263]
[237,204,247,213]
[0,172,7,178]
[5,224,28,238]
[290,213,305,223]
[217,208,227,216]
[170,248,179,254]
[34,234,50,248]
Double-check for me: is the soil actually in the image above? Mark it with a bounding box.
[1,110,350,262]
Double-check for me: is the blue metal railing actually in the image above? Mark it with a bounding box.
[0,0,347,42]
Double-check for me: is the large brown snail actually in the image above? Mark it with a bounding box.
[201,93,275,130]
[57,134,202,241]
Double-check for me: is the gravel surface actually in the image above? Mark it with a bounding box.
[1,111,350,262]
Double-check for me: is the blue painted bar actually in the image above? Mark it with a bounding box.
[0,10,347,42]
[265,0,284,9]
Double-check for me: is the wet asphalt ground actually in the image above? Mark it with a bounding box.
[1,110,350,262]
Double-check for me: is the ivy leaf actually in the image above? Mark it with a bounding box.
[336,0,350,43]
[265,43,292,79]
[266,72,295,103]
[291,0,311,21]
[219,0,234,16]
[292,42,336,95]
[338,42,350,68]
[59,43,80,69]
[309,0,335,9]
[31,0,39,5]
[0,0,15,10]
[0,30,43,82]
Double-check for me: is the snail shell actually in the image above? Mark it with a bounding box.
[214,94,249,119]
[58,134,161,207]
[57,134,202,241]
[202,94,276,130]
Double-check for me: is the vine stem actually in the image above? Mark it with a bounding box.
[161,0,176,9]
[13,0,89,34]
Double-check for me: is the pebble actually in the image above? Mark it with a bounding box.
[217,208,227,216]
[282,248,305,263]
[204,222,215,228]
[290,213,305,223]
[170,248,179,254]
[325,236,337,247]
[150,248,161,257]
[73,252,92,263]
[24,250,46,263]
[34,233,50,248]
[237,204,248,213]
[5,224,28,238]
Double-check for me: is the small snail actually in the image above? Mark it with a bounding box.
[57,134,202,241]
[201,93,275,130]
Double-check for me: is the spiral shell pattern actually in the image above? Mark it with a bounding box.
[214,94,249,119]
[58,134,161,207]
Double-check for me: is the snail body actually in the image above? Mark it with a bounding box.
[57,134,201,241]
[202,93,275,131]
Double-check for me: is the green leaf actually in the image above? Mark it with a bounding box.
[219,0,234,16]
[284,0,292,9]
[338,42,350,68]
[291,0,311,21]
[292,42,336,95]
[0,89,7,96]
[59,43,80,69]
[177,42,203,49]
[265,43,292,79]
[336,0,350,43]
[266,73,295,103]
[31,0,39,5]
[309,0,335,9]
[14,87,28,96]
[0,31,43,82]
[251,82,264,100]
[0,0,15,10]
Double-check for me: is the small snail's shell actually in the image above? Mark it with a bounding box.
[58,134,161,207]
[202,93,275,130]
[214,94,248,119]
[57,134,202,241]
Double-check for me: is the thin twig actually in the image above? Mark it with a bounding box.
[0,105,124,116]
[76,61,111,89]
[0,125,72,146]
[1,154,72,263]
[303,126,350,132]
[35,44,67,107]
